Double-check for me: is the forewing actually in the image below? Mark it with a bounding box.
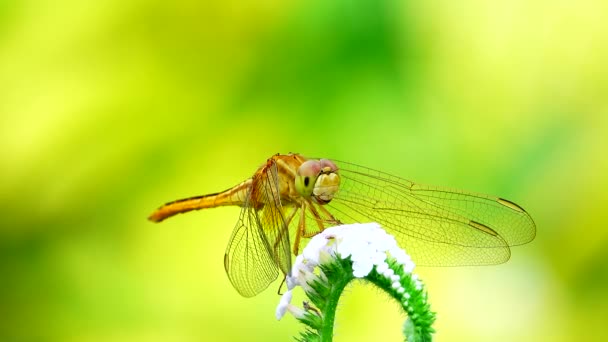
[326,160,536,266]
[223,160,291,297]
[257,160,292,277]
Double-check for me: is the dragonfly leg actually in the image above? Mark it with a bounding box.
[317,204,341,226]
[293,202,306,255]
[302,201,341,238]
[282,205,299,230]
[273,205,299,258]
[302,202,328,238]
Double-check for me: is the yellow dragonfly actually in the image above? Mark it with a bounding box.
[148,153,536,297]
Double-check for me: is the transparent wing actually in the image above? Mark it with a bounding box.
[223,160,291,297]
[258,161,292,277]
[324,160,536,266]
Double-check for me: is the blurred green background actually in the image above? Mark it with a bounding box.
[1,0,607,341]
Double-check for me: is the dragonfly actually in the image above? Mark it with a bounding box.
[148,153,536,297]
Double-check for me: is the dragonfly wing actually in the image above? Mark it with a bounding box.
[224,211,278,297]
[256,160,292,277]
[224,160,291,297]
[327,160,536,266]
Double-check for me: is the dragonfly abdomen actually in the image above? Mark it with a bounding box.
[148,179,252,222]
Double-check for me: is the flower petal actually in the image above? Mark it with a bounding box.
[276,290,293,320]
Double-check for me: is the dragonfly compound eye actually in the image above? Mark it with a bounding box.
[319,158,338,173]
[296,160,322,196]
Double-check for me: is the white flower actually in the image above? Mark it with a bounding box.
[298,269,320,294]
[287,304,306,319]
[286,275,298,290]
[403,262,415,274]
[383,268,395,278]
[303,235,330,265]
[277,223,422,320]
[352,258,374,278]
[335,235,367,260]
[371,251,387,265]
[376,261,389,274]
[318,248,333,264]
[276,290,293,320]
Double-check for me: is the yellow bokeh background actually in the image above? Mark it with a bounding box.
[1,1,607,341]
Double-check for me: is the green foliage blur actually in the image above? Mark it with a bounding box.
[1,0,607,341]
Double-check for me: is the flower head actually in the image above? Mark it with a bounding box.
[275,223,435,341]
[278,223,420,314]
[275,290,293,320]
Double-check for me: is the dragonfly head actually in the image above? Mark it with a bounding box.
[295,159,340,203]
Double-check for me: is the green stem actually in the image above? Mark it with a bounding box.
[294,256,435,342]
[318,259,354,341]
